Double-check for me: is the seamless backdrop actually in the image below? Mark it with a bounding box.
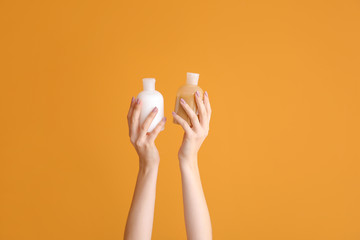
[0,0,359,239]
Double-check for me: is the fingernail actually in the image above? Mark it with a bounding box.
[195,91,200,97]
[163,117,167,121]
[172,111,176,116]
[180,98,185,104]
[205,91,208,97]
[136,98,141,104]
[152,107,158,112]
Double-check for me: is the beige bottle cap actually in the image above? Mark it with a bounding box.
[186,72,199,85]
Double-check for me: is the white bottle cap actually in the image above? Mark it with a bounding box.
[186,72,200,85]
[143,78,155,91]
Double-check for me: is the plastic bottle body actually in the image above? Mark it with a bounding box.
[174,84,204,126]
[137,79,164,132]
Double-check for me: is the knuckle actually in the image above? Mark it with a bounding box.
[140,124,147,131]
[135,139,143,147]
[143,141,151,149]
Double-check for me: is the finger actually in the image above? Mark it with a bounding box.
[172,111,192,134]
[127,97,135,126]
[148,117,166,142]
[195,90,207,125]
[127,97,136,136]
[204,91,212,119]
[130,98,142,135]
[140,106,158,137]
[179,98,201,129]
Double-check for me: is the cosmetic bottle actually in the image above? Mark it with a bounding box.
[174,72,203,126]
[137,78,164,132]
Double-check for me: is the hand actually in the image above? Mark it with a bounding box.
[172,91,212,167]
[127,97,166,169]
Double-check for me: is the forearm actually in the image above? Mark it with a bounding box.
[124,162,159,240]
[180,158,212,240]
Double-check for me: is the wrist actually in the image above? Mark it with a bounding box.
[179,156,199,173]
[139,158,159,173]
[178,151,197,163]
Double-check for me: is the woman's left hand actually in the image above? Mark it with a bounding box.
[127,97,166,169]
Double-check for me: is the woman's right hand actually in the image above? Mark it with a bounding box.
[172,91,212,168]
[172,91,213,240]
[127,97,167,169]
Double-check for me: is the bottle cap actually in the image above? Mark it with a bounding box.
[142,78,155,91]
[186,72,200,85]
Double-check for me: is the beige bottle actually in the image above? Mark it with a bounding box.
[174,72,204,126]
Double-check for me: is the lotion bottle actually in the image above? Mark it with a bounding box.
[174,72,204,126]
[137,78,164,132]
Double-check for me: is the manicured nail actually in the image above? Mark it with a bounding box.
[180,98,185,104]
[195,91,200,97]
[152,107,158,112]
[205,91,208,97]
[163,117,167,122]
[172,111,176,116]
[136,98,141,104]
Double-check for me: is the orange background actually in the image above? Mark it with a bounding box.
[1,0,359,239]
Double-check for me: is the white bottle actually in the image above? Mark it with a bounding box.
[137,78,164,132]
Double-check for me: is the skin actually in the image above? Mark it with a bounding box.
[124,90,212,240]
[124,97,166,240]
[172,90,212,240]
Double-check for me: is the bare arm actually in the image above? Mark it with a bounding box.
[172,91,212,240]
[124,97,166,240]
